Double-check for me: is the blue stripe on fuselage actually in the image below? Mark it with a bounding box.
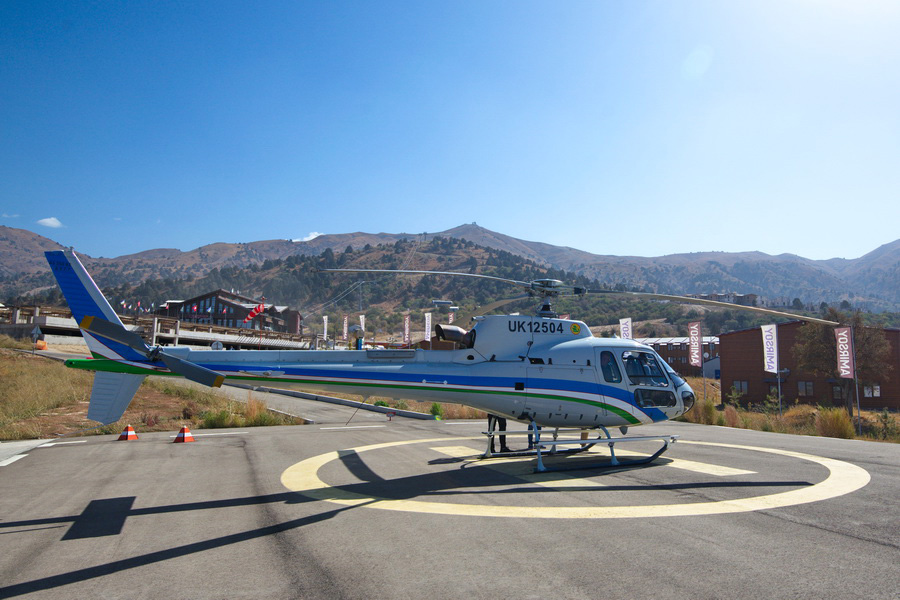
[204,362,664,419]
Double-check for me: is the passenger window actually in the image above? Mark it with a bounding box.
[635,389,677,407]
[599,351,622,383]
[621,351,668,387]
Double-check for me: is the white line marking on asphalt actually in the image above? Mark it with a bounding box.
[38,441,88,448]
[0,455,28,466]
[320,425,386,430]
[167,432,250,437]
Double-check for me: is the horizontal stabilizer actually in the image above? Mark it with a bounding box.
[87,372,146,425]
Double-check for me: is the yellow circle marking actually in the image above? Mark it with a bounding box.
[280,438,870,519]
[570,323,581,335]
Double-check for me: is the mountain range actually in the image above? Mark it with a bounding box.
[1,224,898,311]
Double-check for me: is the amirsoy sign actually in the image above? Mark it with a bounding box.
[761,324,778,374]
[834,327,855,379]
[688,321,702,368]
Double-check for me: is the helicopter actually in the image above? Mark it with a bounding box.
[44,250,837,471]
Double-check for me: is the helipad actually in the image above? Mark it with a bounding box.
[281,438,871,518]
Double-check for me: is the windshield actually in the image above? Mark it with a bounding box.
[621,350,669,387]
[663,361,686,387]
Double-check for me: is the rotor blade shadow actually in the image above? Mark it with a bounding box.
[0,498,369,599]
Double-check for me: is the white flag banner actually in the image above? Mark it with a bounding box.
[424,313,432,340]
[619,318,632,340]
[761,324,778,374]
[342,315,348,341]
[403,314,411,345]
[688,321,703,368]
[834,327,855,379]
[448,311,455,324]
[322,315,328,340]
[359,314,366,334]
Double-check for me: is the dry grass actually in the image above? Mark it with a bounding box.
[0,334,34,351]
[815,407,856,439]
[0,349,303,439]
[0,349,93,439]
[678,382,898,442]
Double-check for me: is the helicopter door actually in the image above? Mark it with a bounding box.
[595,348,627,416]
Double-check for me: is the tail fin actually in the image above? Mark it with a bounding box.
[45,250,146,361]
[46,250,148,424]
[87,372,147,425]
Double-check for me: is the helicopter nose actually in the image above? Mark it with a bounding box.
[680,386,696,414]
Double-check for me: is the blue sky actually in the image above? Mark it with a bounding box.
[2,1,898,260]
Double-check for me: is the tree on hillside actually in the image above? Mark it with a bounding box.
[793,308,893,416]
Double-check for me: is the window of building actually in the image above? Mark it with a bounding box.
[864,385,881,398]
[769,384,779,396]
[832,385,843,401]
[733,381,748,395]
[798,381,814,397]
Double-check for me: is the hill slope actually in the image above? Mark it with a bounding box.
[1,224,898,310]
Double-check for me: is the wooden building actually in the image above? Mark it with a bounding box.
[719,321,899,410]
[154,289,303,334]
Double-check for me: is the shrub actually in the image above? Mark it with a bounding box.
[724,405,741,428]
[877,409,897,440]
[374,400,389,407]
[815,407,855,439]
[430,403,443,419]
[181,402,197,420]
[394,400,409,411]
[201,409,241,429]
[699,398,717,425]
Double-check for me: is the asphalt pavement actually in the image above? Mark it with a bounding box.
[0,416,898,600]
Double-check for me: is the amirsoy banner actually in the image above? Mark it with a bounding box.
[688,321,703,368]
[761,324,778,374]
[619,318,632,340]
[834,327,855,379]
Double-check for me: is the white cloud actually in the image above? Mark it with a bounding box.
[37,217,64,228]
[2,213,20,218]
[293,232,323,242]
[113,217,122,221]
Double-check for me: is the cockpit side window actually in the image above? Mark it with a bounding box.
[599,350,622,383]
[621,351,669,387]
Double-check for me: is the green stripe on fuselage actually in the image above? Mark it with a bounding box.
[63,359,642,425]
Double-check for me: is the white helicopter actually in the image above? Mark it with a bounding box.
[45,251,837,472]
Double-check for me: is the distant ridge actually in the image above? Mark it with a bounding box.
[1,224,898,311]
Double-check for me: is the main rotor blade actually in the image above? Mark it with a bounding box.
[157,352,225,388]
[585,290,839,326]
[455,294,531,324]
[319,268,532,290]
[80,316,151,354]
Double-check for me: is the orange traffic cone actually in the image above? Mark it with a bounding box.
[173,426,195,443]
[117,425,138,441]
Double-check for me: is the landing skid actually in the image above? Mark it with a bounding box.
[482,422,678,473]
